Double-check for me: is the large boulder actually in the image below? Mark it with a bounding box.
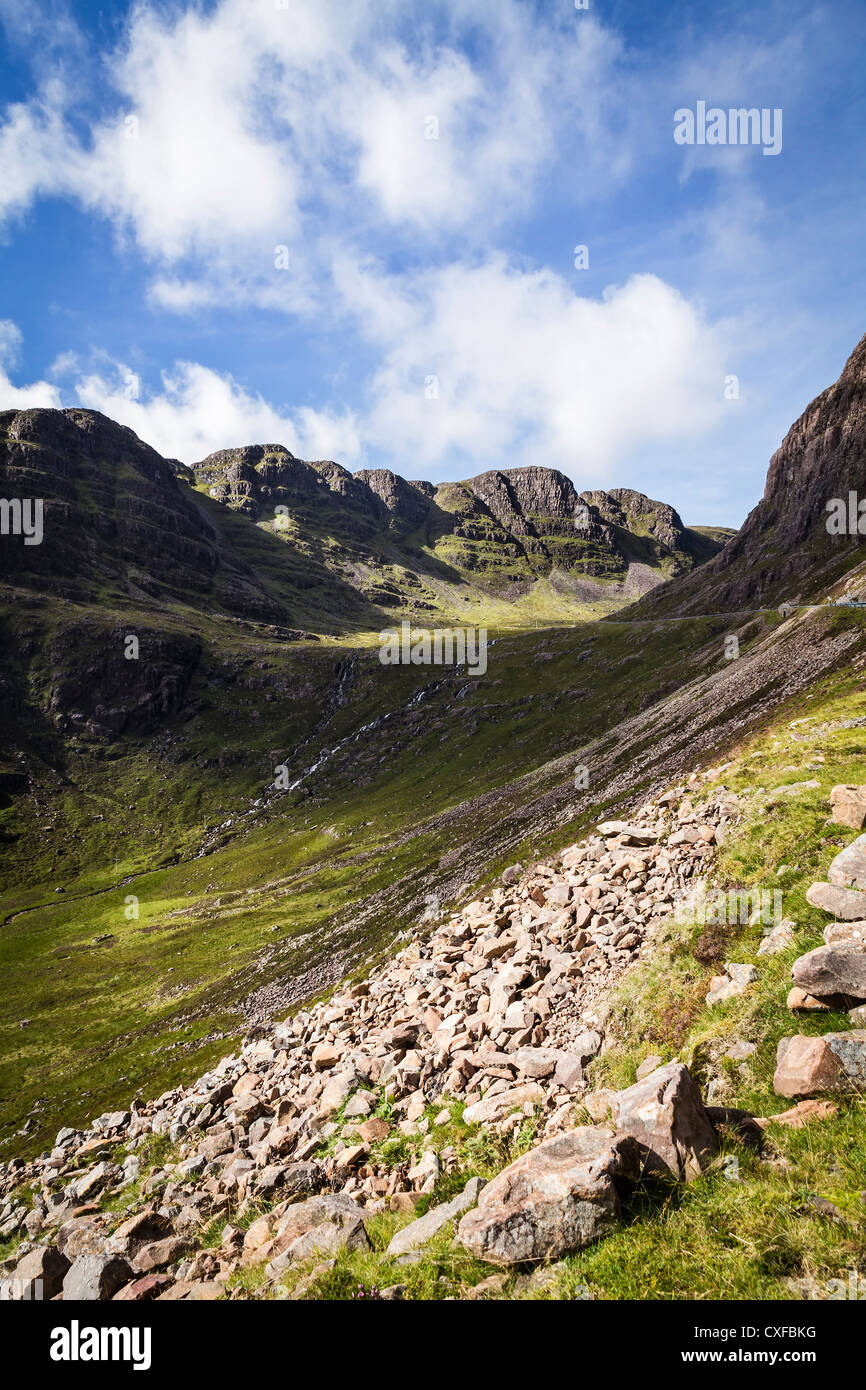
[62,1254,133,1301]
[805,882,866,919]
[457,1127,639,1266]
[773,1031,866,1097]
[828,835,866,891]
[265,1194,371,1272]
[11,1244,70,1299]
[830,785,866,830]
[791,943,866,1000]
[609,1062,717,1180]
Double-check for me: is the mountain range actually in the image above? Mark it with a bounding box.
[0,406,731,629]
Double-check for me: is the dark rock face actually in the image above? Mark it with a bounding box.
[0,407,726,627]
[354,468,431,531]
[631,331,866,615]
[0,410,358,626]
[47,622,202,739]
[195,450,721,590]
[582,488,686,554]
[0,408,218,603]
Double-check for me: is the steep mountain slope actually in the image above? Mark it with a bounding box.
[193,446,729,614]
[0,408,727,632]
[628,331,866,618]
[0,408,378,630]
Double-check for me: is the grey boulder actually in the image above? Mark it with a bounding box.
[62,1254,133,1301]
[791,943,866,1000]
[457,1127,638,1266]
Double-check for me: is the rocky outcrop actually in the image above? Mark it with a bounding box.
[0,408,322,625]
[194,448,725,596]
[828,834,866,890]
[791,943,866,1000]
[608,1062,718,1181]
[806,882,866,918]
[457,1128,640,1265]
[829,784,866,830]
[773,1032,866,1098]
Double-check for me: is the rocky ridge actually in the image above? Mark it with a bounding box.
[193,445,726,597]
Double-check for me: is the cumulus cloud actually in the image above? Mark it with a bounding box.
[342,260,729,477]
[0,250,729,479]
[0,1,631,265]
[0,4,751,478]
[71,358,361,465]
[0,320,62,408]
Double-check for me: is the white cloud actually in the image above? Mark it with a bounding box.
[344,259,729,477]
[0,319,62,406]
[0,318,23,367]
[0,258,731,479]
[71,358,361,465]
[0,0,630,273]
[0,366,62,410]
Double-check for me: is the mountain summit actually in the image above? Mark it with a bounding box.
[0,410,730,626]
[192,445,729,617]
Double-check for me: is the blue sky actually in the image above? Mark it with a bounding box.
[0,0,864,526]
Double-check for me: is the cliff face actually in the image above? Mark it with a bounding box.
[192,450,725,595]
[630,333,866,616]
[0,408,218,602]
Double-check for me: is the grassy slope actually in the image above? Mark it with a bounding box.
[0,594,730,1158]
[248,673,866,1301]
[2,618,865,1296]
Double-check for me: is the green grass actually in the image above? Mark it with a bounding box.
[0,599,739,1160]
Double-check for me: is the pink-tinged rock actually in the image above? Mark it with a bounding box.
[825,920,866,945]
[758,919,797,956]
[156,1280,223,1300]
[462,1083,544,1125]
[805,882,866,919]
[791,943,866,1000]
[267,1194,371,1271]
[457,1127,639,1265]
[754,1099,838,1130]
[828,835,866,891]
[133,1237,189,1274]
[829,785,866,831]
[773,1031,866,1097]
[113,1273,174,1301]
[609,1062,717,1180]
[311,1043,340,1070]
[787,987,832,1012]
